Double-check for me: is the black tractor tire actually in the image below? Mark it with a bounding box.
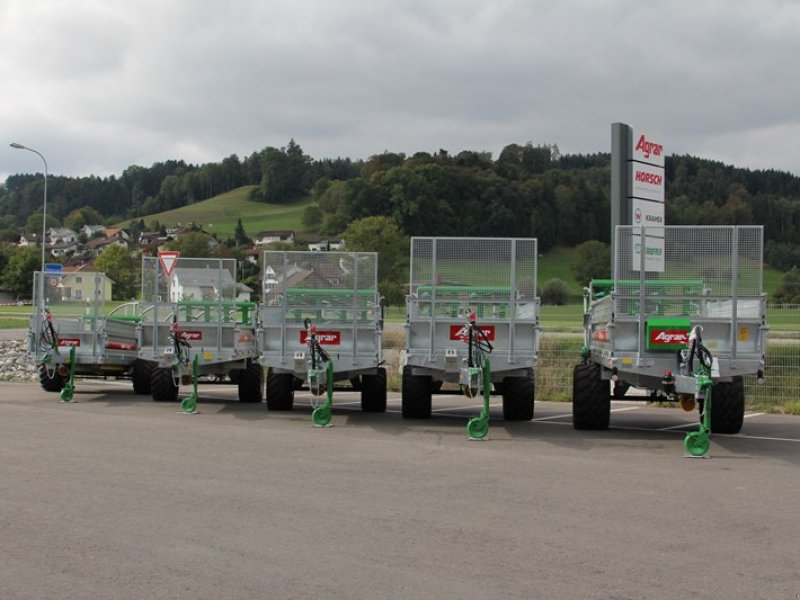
[710,376,745,434]
[572,362,610,430]
[266,371,295,411]
[401,365,432,418]
[132,359,154,395]
[238,360,263,403]
[39,364,66,392]
[151,367,179,402]
[349,376,362,391]
[502,369,536,421]
[361,367,387,412]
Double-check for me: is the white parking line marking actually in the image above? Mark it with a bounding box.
[731,434,800,443]
[658,422,695,431]
[532,413,572,421]
[432,402,501,413]
[658,411,766,431]
[612,425,800,443]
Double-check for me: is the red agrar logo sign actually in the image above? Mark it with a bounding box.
[449,324,496,342]
[58,338,81,347]
[300,330,341,345]
[181,331,203,341]
[634,134,663,160]
[106,341,137,351]
[649,329,688,346]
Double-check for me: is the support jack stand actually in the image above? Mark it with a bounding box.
[180,355,199,414]
[59,346,76,403]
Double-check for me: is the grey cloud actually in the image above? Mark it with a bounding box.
[3,0,799,179]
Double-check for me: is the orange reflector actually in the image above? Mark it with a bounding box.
[679,394,696,412]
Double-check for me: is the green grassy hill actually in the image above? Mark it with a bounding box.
[116,186,314,240]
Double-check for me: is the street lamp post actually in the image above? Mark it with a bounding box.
[10,142,47,303]
[10,142,49,276]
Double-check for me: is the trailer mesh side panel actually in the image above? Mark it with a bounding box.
[262,251,378,317]
[409,237,537,318]
[613,226,764,318]
[28,270,109,363]
[139,257,255,361]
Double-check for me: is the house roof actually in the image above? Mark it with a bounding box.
[86,237,116,249]
[173,267,236,287]
[62,262,91,272]
[49,228,77,238]
[105,227,128,238]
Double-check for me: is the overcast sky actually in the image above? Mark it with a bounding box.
[2,0,799,181]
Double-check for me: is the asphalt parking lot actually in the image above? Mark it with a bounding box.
[2,381,799,599]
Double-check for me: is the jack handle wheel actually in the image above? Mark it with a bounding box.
[181,394,197,414]
[684,430,710,457]
[59,382,75,403]
[467,415,489,440]
[312,405,332,427]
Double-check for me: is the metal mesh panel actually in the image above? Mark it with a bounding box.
[736,226,764,296]
[746,305,799,408]
[138,257,256,363]
[141,257,239,305]
[29,270,108,360]
[262,251,379,320]
[33,270,107,316]
[259,251,381,374]
[409,237,538,319]
[614,226,763,318]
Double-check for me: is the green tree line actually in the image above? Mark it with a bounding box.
[2,140,800,270]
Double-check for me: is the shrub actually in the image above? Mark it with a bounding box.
[541,278,570,305]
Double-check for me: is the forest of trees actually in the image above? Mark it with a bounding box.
[1,139,799,273]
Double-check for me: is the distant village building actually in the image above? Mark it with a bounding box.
[85,235,127,254]
[55,265,113,302]
[253,230,295,246]
[18,233,39,247]
[245,247,261,265]
[48,227,78,244]
[138,232,162,246]
[104,227,130,243]
[262,259,349,296]
[307,238,345,252]
[49,240,80,258]
[81,224,106,238]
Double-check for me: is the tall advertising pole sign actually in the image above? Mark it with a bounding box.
[610,123,666,273]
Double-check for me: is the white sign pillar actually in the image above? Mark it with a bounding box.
[610,123,666,273]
